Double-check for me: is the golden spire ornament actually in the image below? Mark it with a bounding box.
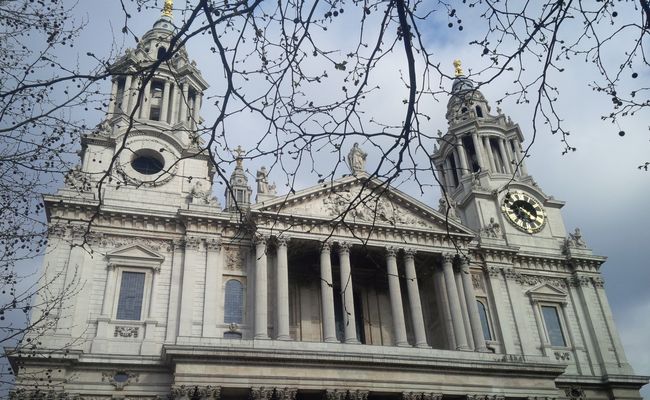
[453,59,464,77]
[162,0,173,18]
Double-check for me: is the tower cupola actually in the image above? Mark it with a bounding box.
[446,60,491,125]
[105,0,208,131]
[225,146,252,211]
[432,61,530,199]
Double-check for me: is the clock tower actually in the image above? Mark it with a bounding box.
[432,61,569,251]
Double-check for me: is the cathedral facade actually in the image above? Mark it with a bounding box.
[10,5,648,400]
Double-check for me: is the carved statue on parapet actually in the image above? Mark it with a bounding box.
[188,179,221,207]
[347,142,367,175]
[256,166,277,199]
[64,164,92,193]
[566,227,587,248]
[438,197,461,220]
[480,217,502,239]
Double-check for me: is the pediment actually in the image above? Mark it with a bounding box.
[526,283,567,303]
[106,244,165,267]
[252,175,473,235]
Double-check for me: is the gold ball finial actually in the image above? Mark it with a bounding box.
[162,0,173,18]
[453,59,464,77]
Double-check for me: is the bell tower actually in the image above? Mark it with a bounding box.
[69,0,216,211]
[432,61,568,250]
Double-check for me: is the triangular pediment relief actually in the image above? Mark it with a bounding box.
[106,244,165,266]
[252,175,473,235]
[526,283,567,302]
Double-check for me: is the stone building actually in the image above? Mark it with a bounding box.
[10,3,648,400]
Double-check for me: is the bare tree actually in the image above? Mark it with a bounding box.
[2,0,649,391]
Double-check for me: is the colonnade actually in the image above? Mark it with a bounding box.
[253,235,487,352]
[438,133,528,189]
[107,74,202,128]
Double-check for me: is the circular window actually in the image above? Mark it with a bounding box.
[131,150,164,175]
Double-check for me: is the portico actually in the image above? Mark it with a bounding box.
[249,232,489,352]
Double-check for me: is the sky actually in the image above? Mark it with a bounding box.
[9,0,650,397]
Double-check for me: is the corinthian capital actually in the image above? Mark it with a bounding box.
[403,248,417,259]
[348,390,369,400]
[274,388,297,400]
[385,246,398,257]
[441,252,455,264]
[338,241,351,254]
[250,387,272,400]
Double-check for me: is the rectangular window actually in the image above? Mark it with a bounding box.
[541,305,566,347]
[116,271,146,320]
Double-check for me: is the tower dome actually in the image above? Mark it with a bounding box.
[445,60,491,124]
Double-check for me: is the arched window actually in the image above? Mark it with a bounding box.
[224,279,244,324]
[475,106,484,118]
[477,300,492,341]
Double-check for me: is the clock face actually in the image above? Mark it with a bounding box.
[501,191,546,234]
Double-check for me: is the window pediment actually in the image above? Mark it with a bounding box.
[106,244,165,269]
[526,283,568,304]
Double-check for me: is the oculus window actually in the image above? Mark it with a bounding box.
[131,149,164,175]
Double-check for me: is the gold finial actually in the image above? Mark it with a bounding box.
[233,145,245,167]
[453,59,464,77]
[162,0,173,18]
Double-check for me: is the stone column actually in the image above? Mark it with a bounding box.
[443,158,455,188]
[338,242,359,343]
[254,234,269,339]
[320,242,338,342]
[123,75,133,114]
[433,263,455,349]
[108,79,118,115]
[165,239,185,342]
[498,138,513,174]
[503,267,535,355]
[192,93,202,128]
[403,249,429,348]
[179,83,189,124]
[170,84,180,125]
[101,263,117,317]
[530,296,551,356]
[160,80,171,123]
[441,253,469,350]
[460,257,488,352]
[514,141,529,176]
[471,132,486,170]
[276,236,290,340]
[435,164,447,190]
[147,267,160,320]
[386,247,408,346]
[452,149,462,181]
[138,80,151,119]
[179,236,201,337]
[483,136,497,172]
[455,265,475,350]
[485,266,516,354]
[456,139,470,176]
[202,238,222,337]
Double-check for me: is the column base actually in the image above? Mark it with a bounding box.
[276,335,291,341]
[254,335,270,340]
[415,343,432,349]
[344,338,361,344]
[324,337,340,343]
[456,345,472,351]
[396,342,411,347]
